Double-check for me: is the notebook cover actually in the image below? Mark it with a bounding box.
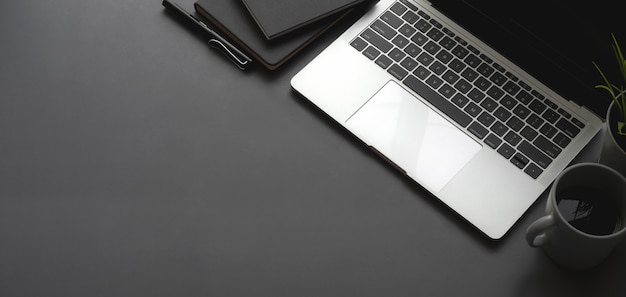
[194,0,351,70]
[241,0,369,40]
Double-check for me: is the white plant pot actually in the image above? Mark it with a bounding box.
[599,101,626,177]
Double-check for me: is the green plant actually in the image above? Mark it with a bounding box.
[593,34,626,136]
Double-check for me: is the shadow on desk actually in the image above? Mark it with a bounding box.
[516,238,626,296]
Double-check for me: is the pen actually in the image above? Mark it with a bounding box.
[162,0,252,70]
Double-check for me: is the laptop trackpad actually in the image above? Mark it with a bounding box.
[346,81,482,192]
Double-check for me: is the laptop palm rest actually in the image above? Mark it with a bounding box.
[346,81,482,192]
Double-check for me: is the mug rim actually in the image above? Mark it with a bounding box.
[550,162,626,239]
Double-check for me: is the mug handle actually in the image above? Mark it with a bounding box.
[525,214,555,247]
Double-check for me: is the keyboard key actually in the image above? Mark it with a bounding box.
[411,31,428,46]
[454,78,472,94]
[399,23,417,38]
[402,11,419,24]
[500,95,517,110]
[521,126,538,141]
[389,48,406,62]
[363,46,381,60]
[504,131,522,146]
[442,27,455,38]
[417,10,430,20]
[388,64,409,80]
[478,112,496,127]
[436,50,453,64]
[528,99,547,114]
[415,19,432,32]
[400,57,418,71]
[477,63,495,77]
[572,117,585,128]
[506,116,524,132]
[424,41,442,55]
[467,44,480,55]
[498,143,515,159]
[381,11,404,29]
[503,80,521,95]
[524,163,543,179]
[361,29,393,53]
[429,61,446,75]
[417,52,435,66]
[542,109,560,123]
[439,83,456,99]
[425,74,443,89]
[490,121,509,137]
[404,75,472,127]
[351,37,368,51]
[469,121,489,139]
[493,62,505,72]
[544,99,558,109]
[464,102,481,117]
[480,97,497,112]
[427,27,445,41]
[454,36,467,46]
[450,58,467,73]
[516,90,534,104]
[507,71,519,80]
[400,0,418,11]
[511,153,529,169]
[451,93,469,108]
[526,114,544,129]
[487,86,505,100]
[474,77,491,91]
[464,54,481,68]
[392,34,410,49]
[519,141,552,168]
[539,123,557,138]
[467,88,485,102]
[512,104,531,119]
[494,106,512,122]
[461,68,478,82]
[375,55,393,69]
[404,43,421,57]
[485,134,502,149]
[414,65,430,79]
[371,20,396,39]
[553,132,572,148]
[439,36,457,50]
[518,81,531,91]
[452,45,469,59]
[390,1,408,16]
[443,70,460,85]
[534,135,562,159]
[556,118,581,138]
[489,72,507,86]
[429,18,443,29]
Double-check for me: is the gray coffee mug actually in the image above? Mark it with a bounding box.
[525,163,626,270]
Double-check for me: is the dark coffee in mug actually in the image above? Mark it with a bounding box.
[556,186,622,236]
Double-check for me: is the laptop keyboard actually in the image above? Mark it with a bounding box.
[349,0,586,179]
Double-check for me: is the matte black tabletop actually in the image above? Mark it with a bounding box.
[1,0,625,296]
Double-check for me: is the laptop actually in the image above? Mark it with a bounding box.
[291,0,612,239]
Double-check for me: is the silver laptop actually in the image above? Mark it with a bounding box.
[291,0,603,239]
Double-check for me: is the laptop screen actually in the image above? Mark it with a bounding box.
[430,0,624,118]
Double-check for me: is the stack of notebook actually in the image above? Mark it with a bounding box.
[194,0,371,70]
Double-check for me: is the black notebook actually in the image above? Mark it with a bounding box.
[194,0,353,70]
[241,0,369,40]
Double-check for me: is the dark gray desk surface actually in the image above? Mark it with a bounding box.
[1,0,625,296]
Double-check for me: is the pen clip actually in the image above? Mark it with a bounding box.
[208,39,250,70]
